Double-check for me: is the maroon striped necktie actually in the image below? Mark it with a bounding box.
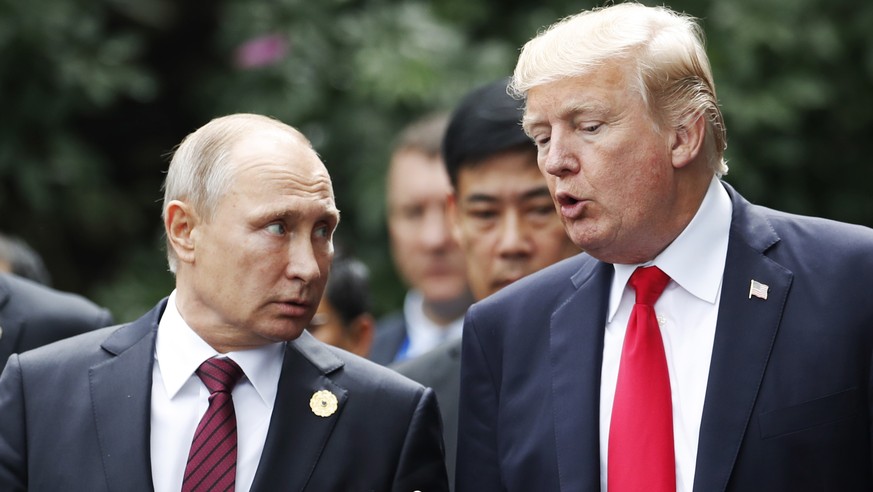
[182,356,245,492]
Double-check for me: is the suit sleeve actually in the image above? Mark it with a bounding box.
[455,308,505,492]
[96,308,114,329]
[0,355,28,491]
[392,386,450,492]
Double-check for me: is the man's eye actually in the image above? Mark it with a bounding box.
[468,210,498,220]
[401,206,425,221]
[266,223,285,235]
[531,205,555,216]
[314,225,331,238]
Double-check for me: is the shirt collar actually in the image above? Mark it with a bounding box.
[608,177,732,321]
[155,290,286,405]
[403,290,465,342]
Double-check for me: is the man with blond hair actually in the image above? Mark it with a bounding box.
[0,113,449,491]
[457,3,873,491]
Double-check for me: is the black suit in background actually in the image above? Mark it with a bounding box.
[394,337,462,489]
[0,299,449,491]
[0,272,113,366]
[370,311,408,365]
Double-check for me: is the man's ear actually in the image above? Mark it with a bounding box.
[349,313,376,358]
[671,112,706,169]
[446,192,462,244]
[165,200,199,265]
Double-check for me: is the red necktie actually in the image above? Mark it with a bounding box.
[183,357,244,492]
[608,266,675,492]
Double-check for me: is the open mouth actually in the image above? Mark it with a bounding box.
[556,193,580,207]
[555,191,586,218]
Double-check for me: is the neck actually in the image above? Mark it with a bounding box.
[421,290,473,326]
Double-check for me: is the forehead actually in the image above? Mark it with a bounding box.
[456,150,547,198]
[387,150,450,202]
[522,65,633,128]
[224,132,338,215]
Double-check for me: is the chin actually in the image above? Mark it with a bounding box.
[259,323,308,344]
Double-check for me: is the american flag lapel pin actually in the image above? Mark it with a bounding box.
[749,279,769,300]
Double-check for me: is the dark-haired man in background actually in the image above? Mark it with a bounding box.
[308,254,375,358]
[395,77,578,487]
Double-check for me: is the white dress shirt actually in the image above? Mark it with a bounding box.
[599,177,732,492]
[402,289,465,359]
[150,291,285,492]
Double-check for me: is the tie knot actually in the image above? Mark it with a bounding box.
[629,266,671,306]
[196,356,244,395]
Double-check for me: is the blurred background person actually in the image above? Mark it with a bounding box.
[308,253,375,358]
[0,232,52,286]
[394,77,579,488]
[369,112,473,365]
[0,271,114,366]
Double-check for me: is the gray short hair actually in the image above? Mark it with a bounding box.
[161,113,310,272]
[510,2,728,176]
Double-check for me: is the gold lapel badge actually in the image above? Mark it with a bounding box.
[310,389,338,418]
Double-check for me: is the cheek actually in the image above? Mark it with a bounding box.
[470,229,499,256]
[319,326,343,345]
[457,222,481,250]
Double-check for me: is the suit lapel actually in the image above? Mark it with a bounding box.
[550,259,612,492]
[692,185,792,491]
[250,331,347,492]
[90,302,164,492]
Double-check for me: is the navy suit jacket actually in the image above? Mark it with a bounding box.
[0,300,449,491]
[0,272,113,366]
[456,182,873,491]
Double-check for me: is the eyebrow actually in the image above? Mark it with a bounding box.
[258,206,340,224]
[463,186,552,204]
[522,101,610,132]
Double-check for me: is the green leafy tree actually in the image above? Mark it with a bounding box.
[1,0,871,321]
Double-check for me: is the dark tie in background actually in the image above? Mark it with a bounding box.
[183,356,245,492]
[608,266,675,492]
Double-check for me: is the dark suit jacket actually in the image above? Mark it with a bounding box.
[370,310,408,365]
[0,300,449,492]
[0,272,113,366]
[456,182,873,491]
[394,337,462,490]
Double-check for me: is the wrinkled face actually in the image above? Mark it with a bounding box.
[523,65,679,264]
[387,149,468,303]
[450,149,579,300]
[175,131,340,352]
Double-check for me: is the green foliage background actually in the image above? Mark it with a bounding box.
[1,0,871,322]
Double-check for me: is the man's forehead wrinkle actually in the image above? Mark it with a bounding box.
[244,164,332,188]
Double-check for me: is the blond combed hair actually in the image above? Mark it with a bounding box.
[510,2,728,176]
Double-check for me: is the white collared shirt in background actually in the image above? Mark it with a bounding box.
[600,177,732,492]
[150,290,285,492]
[402,289,465,359]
